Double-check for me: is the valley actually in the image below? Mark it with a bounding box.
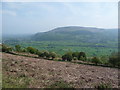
[3,26,118,57]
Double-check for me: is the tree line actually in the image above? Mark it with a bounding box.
[1,44,119,68]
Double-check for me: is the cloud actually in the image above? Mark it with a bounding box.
[62,3,78,15]
[1,2,118,35]
[2,10,17,16]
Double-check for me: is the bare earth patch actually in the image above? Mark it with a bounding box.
[2,52,119,88]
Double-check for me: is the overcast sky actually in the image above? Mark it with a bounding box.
[1,2,118,35]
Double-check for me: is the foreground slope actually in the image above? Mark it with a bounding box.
[2,53,118,88]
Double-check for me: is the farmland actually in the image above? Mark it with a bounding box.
[3,26,118,57]
[4,40,118,57]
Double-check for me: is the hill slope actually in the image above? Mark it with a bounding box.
[2,52,118,88]
[32,26,118,43]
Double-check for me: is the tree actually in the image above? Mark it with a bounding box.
[73,57,77,60]
[26,47,38,54]
[62,52,73,61]
[78,52,86,60]
[15,45,21,52]
[38,52,44,58]
[22,48,27,52]
[43,51,50,59]
[80,56,86,61]
[66,53,73,61]
[62,54,67,61]
[49,52,57,60]
[36,50,41,55]
[2,44,13,53]
[91,57,102,65]
[72,52,79,58]
[100,56,109,65]
[109,52,119,67]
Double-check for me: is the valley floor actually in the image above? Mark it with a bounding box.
[1,52,119,88]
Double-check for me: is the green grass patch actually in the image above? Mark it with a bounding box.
[94,83,112,89]
[5,41,118,57]
[2,75,31,88]
[48,81,73,88]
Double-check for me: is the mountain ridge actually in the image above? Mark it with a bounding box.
[32,26,118,43]
[37,26,117,33]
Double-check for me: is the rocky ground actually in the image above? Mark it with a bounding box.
[2,52,119,88]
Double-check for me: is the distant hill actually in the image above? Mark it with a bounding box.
[32,26,118,43]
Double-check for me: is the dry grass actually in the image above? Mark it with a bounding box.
[1,52,119,88]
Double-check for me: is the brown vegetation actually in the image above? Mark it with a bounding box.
[2,52,119,88]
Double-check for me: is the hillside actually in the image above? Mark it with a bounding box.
[2,52,118,88]
[32,26,118,43]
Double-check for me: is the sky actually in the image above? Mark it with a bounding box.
[1,1,118,35]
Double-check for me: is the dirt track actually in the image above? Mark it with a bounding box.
[2,53,119,88]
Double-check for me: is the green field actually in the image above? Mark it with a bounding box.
[5,40,118,57]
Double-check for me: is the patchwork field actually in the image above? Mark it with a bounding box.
[4,41,118,57]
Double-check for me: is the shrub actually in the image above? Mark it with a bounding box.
[22,48,27,52]
[109,52,119,67]
[2,44,13,53]
[43,51,50,59]
[66,53,73,61]
[62,52,73,61]
[26,47,38,54]
[91,57,102,65]
[72,52,79,58]
[38,52,44,58]
[78,52,86,60]
[35,50,41,55]
[38,50,53,59]
[49,52,57,60]
[62,54,67,61]
[15,45,21,52]
[73,57,77,60]
[80,56,86,61]
[100,56,109,65]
